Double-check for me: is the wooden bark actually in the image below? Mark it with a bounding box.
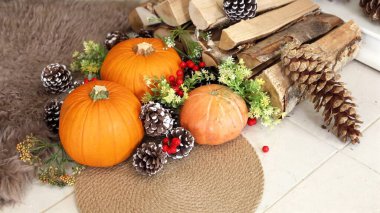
[154,0,190,27]
[219,0,320,50]
[129,6,161,32]
[238,13,344,72]
[189,0,295,30]
[258,21,361,113]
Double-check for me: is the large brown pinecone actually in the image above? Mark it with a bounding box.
[132,142,168,176]
[360,0,380,21]
[223,0,257,22]
[140,102,174,137]
[281,40,362,143]
[41,63,73,94]
[166,127,195,159]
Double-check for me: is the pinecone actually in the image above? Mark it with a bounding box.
[104,31,129,50]
[281,40,362,143]
[138,30,154,38]
[41,63,73,94]
[165,127,195,159]
[168,109,180,128]
[132,142,168,176]
[44,99,63,133]
[140,102,174,137]
[360,0,380,21]
[223,0,257,22]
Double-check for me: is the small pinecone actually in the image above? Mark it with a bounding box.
[44,99,63,133]
[140,102,174,137]
[41,63,73,94]
[132,142,168,176]
[166,127,195,159]
[223,0,257,22]
[360,0,380,21]
[281,40,362,143]
[138,30,154,38]
[104,31,129,50]
[169,109,180,128]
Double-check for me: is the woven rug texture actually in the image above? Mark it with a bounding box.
[75,135,264,213]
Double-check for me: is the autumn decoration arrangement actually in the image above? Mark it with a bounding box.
[16,0,364,187]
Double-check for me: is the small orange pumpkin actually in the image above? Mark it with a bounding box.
[59,80,144,167]
[101,38,181,100]
[180,84,248,145]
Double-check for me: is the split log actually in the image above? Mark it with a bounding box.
[219,0,320,50]
[129,6,162,32]
[238,13,344,72]
[189,0,295,30]
[258,21,361,113]
[154,0,190,27]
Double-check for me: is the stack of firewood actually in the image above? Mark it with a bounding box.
[129,0,362,143]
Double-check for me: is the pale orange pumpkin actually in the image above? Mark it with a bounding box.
[101,38,181,100]
[59,80,144,167]
[180,84,248,145]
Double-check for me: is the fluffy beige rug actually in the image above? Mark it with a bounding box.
[0,0,135,207]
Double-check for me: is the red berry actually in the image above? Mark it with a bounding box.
[176,69,184,78]
[247,118,257,126]
[173,85,180,93]
[171,138,181,147]
[176,78,183,85]
[187,60,195,68]
[162,137,169,145]
[168,75,176,83]
[162,145,169,153]
[91,77,97,82]
[262,146,269,153]
[84,78,89,83]
[176,90,184,97]
[167,146,177,154]
[180,61,187,68]
[199,62,206,68]
[193,65,199,71]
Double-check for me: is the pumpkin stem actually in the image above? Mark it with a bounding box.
[134,42,155,56]
[90,85,109,101]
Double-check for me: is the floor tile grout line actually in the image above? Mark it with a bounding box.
[264,117,380,213]
[40,191,74,213]
[263,149,340,213]
[340,151,380,176]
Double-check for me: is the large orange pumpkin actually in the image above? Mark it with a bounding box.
[101,38,181,100]
[59,80,144,167]
[180,84,248,145]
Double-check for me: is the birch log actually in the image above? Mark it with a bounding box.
[238,13,344,72]
[219,0,320,50]
[154,0,191,26]
[189,0,295,30]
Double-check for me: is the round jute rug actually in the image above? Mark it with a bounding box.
[75,135,264,213]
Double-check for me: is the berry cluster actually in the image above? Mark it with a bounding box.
[168,60,206,97]
[84,77,97,84]
[162,137,181,154]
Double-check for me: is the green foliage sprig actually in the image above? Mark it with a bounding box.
[142,76,189,109]
[162,25,202,62]
[142,69,214,109]
[16,135,85,187]
[71,40,107,79]
[218,57,283,126]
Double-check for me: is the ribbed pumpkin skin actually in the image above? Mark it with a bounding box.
[59,80,144,167]
[180,84,248,145]
[101,38,181,100]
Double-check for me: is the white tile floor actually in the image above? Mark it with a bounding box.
[3,61,380,213]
